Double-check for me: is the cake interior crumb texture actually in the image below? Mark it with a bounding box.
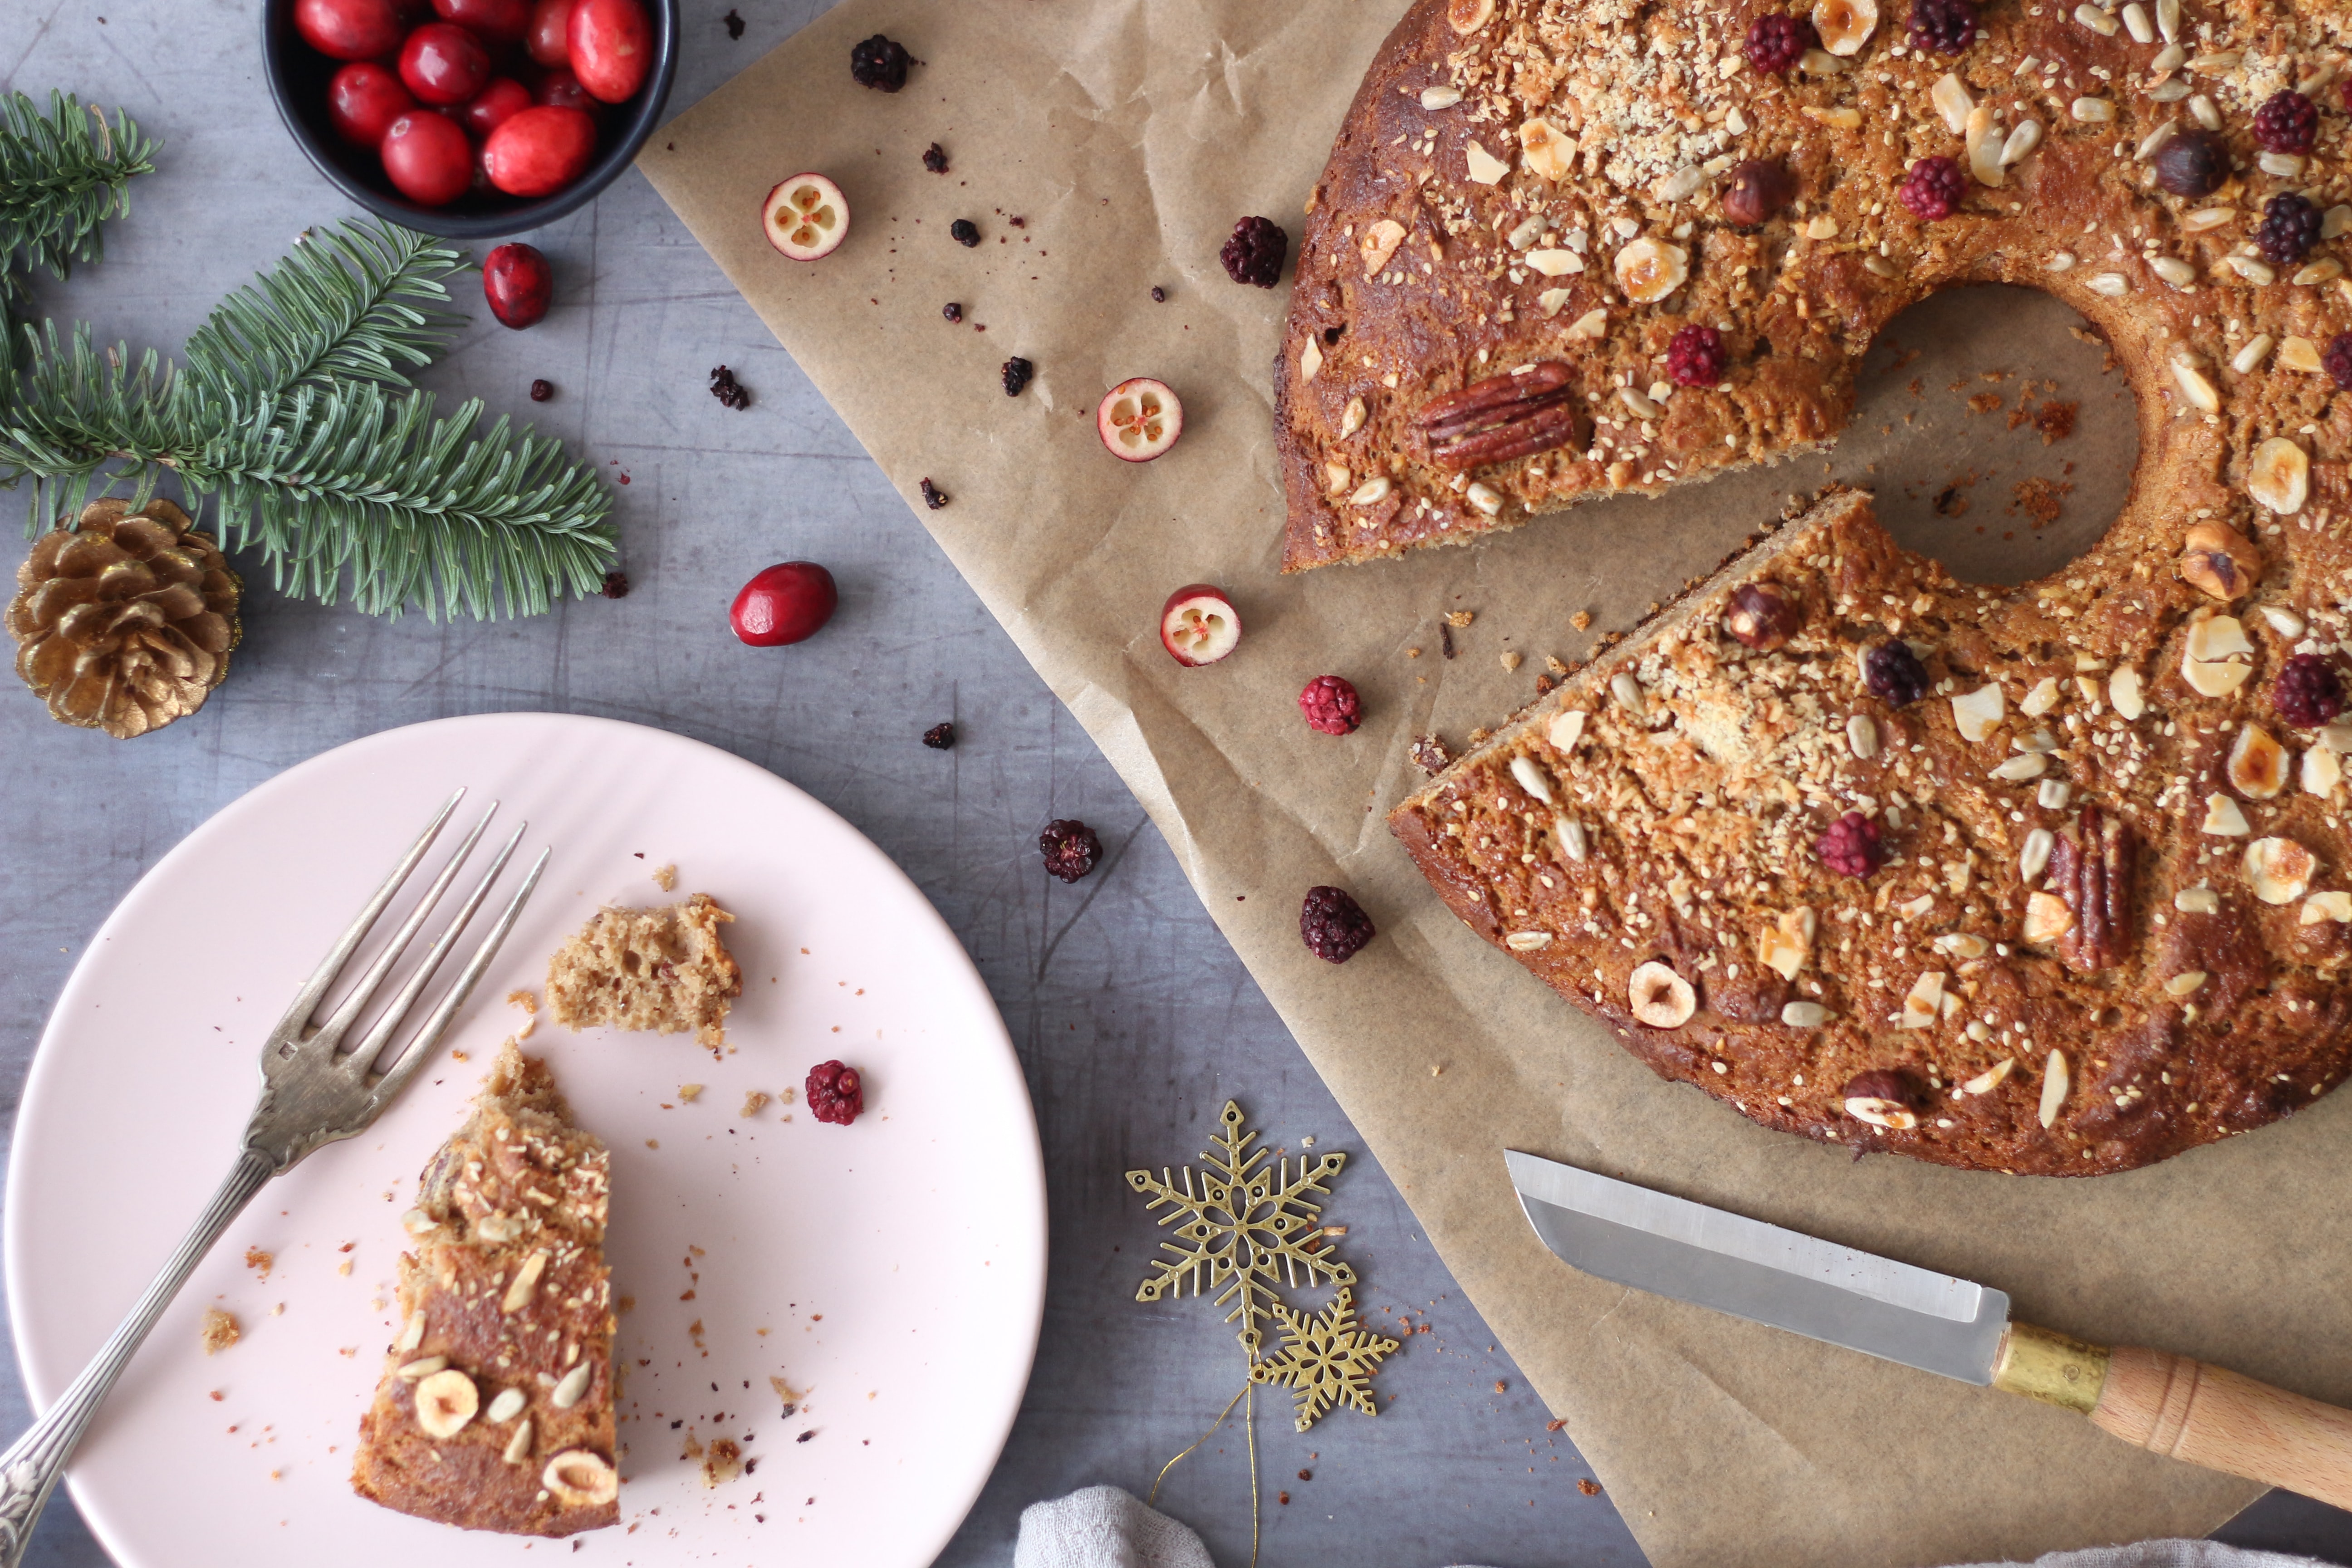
[546,892,741,1047]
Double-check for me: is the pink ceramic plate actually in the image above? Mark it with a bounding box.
[6,713,1044,1566]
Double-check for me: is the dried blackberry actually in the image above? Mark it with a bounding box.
[1220,216,1288,288]
[600,570,629,599]
[1742,13,1814,74]
[1667,324,1727,387]
[1039,819,1101,882]
[922,142,949,174]
[2256,192,2323,267]
[849,34,911,92]
[922,721,955,750]
[920,477,949,510]
[2326,333,2352,391]
[2253,90,2318,155]
[1897,156,1965,222]
[1815,811,1886,878]
[1001,356,1034,397]
[709,365,750,410]
[723,8,743,38]
[950,219,980,247]
[942,301,963,323]
[2151,129,2230,198]
[529,378,554,402]
[1151,285,1167,303]
[1298,675,1363,735]
[1906,0,1978,54]
[2274,653,2346,728]
[804,1060,864,1126]
[1862,640,1931,706]
[1299,886,1376,964]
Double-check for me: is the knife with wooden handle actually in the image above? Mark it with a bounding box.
[1505,1149,2352,1508]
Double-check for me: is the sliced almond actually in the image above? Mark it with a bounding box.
[2228,724,2288,799]
[503,1417,534,1465]
[2023,891,2075,945]
[1966,103,2005,187]
[1467,481,1504,516]
[1613,238,1688,304]
[1951,684,2005,743]
[1519,118,1577,181]
[2020,827,2055,882]
[1360,220,1408,276]
[1934,931,1990,959]
[397,1355,449,1381]
[2184,612,2254,697]
[1525,249,1583,276]
[550,1361,594,1411]
[2038,1048,2070,1129]
[1338,397,1366,439]
[2020,677,2062,717]
[2171,358,2220,413]
[2302,890,2352,924]
[1898,970,1946,1030]
[1463,141,1511,185]
[1991,754,2048,781]
[394,1313,425,1354]
[2246,836,2316,904]
[2304,745,2344,798]
[1815,0,1878,55]
[1504,931,1553,952]
[2163,970,2209,996]
[2202,794,2251,836]
[1548,709,1586,753]
[2109,666,2146,720]
[414,1368,479,1439]
[1628,961,1696,1029]
[1300,337,1323,383]
[1961,1058,2015,1096]
[1758,908,1817,980]
[1845,1094,1918,1130]
[2248,437,2310,515]
[487,1387,527,1424]
[2281,336,2327,373]
[1931,72,1975,135]
[1565,308,1609,341]
[2175,886,2220,913]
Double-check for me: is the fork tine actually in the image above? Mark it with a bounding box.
[270,789,465,1054]
[340,819,523,1074]
[360,846,548,1114]
[303,803,500,1059]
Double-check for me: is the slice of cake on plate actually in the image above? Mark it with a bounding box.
[351,1043,618,1535]
[546,891,741,1049]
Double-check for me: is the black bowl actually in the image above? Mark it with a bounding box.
[261,0,679,240]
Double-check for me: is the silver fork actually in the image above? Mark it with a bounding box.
[0,789,549,1567]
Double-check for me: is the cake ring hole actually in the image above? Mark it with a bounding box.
[1847,284,2137,588]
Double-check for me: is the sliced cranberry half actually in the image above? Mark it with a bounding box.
[1161,583,1240,667]
[762,173,848,260]
[1097,377,1183,461]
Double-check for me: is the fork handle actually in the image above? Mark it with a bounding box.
[0,1147,274,1568]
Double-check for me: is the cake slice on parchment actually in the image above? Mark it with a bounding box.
[546,891,741,1049]
[351,1042,619,1536]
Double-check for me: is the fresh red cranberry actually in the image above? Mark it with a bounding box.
[327,61,414,147]
[526,0,575,65]
[1667,324,1727,387]
[1897,157,1965,222]
[434,0,530,43]
[568,0,653,103]
[1742,13,1814,74]
[482,242,554,328]
[2274,653,2346,728]
[1298,675,1363,735]
[461,77,533,140]
[294,0,406,60]
[481,105,597,196]
[2326,333,2352,391]
[534,68,601,115]
[399,21,493,107]
[1815,811,1886,878]
[1300,886,1376,963]
[2253,90,2318,155]
[805,1060,864,1126]
[379,110,473,206]
[730,562,838,647]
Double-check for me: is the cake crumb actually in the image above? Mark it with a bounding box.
[505,989,538,1015]
[741,1091,771,1117]
[1570,611,1592,632]
[336,1258,353,1277]
[1499,651,1522,672]
[1578,1478,1604,1495]
[244,1247,273,1281]
[652,863,677,892]
[701,1437,745,1486]
[450,1049,468,1062]
[200,1307,240,1355]
[678,1083,704,1102]
[544,894,741,1048]
[1445,609,1475,628]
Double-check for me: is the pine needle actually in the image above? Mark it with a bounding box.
[0,90,157,284]
[0,218,616,621]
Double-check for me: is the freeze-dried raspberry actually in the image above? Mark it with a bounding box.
[1667,324,1727,387]
[2327,333,2352,391]
[1743,13,1814,74]
[1220,216,1288,288]
[1862,640,1931,706]
[1039,819,1101,882]
[805,1060,864,1125]
[1298,675,1363,735]
[1897,157,1966,222]
[1299,886,1376,963]
[849,34,911,92]
[2256,192,2323,267]
[1815,811,1887,878]
[2253,90,2318,155]
[1907,0,1978,54]
[2274,653,2346,728]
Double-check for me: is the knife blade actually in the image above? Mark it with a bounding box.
[1506,1148,2352,1509]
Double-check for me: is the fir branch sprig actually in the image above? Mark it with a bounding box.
[0,219,616,621]
[0,90,157,284]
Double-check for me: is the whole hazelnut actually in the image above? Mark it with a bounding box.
[1840,1068,1919,1130]
[2177,521,2262,602]
[1720,160,1795,228]
[2152,129,2231,199]
[1725,582,1801,651]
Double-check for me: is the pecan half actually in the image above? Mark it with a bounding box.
[1415,362,1583,470]
[2045,805,2134,973]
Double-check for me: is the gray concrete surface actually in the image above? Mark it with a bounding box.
[0,2,2346,1565]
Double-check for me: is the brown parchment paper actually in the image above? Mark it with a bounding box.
[638,6,2352,1564]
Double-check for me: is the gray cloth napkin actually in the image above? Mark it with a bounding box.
[1011,1486,2336,1568]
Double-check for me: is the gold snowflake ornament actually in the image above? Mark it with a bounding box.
[1126,1101,1354,1355]
[1251,1288,1399,1432]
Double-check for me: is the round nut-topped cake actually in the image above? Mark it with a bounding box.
[1281,0,2352,1172]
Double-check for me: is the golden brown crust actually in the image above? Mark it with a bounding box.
[1389,488,2352,1175]
[350,1044,618,1535]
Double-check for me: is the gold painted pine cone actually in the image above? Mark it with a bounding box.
[6,498,242,739]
